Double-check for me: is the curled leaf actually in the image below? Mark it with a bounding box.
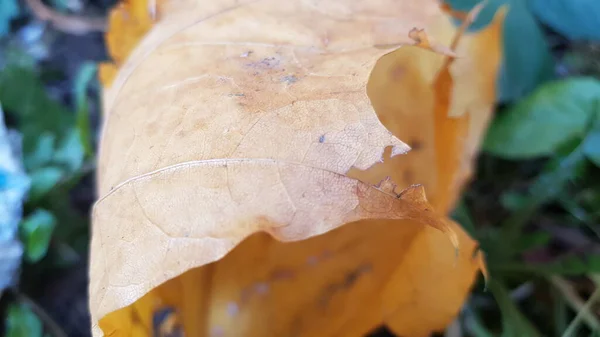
[92,0,505,336]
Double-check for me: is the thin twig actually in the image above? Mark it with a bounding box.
[562,285,600,337]
[25,0,106,35]
[10,288,69,337]
[550,276,600,332]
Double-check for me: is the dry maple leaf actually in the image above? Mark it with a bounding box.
[91,0,505,336]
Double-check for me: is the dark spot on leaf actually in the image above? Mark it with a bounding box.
[307,255,319,266]
[261,57,278,66]
[319,134,325,143]
[254,282,270,294]
[227,302,239,317]
[409,140,422,150]
[281,75,298,84]
[240,287,252,303]
[270,269,295,281]
[391,65,406,81]
[318,263,372,307]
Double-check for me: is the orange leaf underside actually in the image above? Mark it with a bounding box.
[100,218,478,337]
[94,0,505,336]
[98,0,159,86]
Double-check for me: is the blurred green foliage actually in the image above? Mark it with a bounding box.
[445,1,600,336]
[484,78,600,159]
[5,303,43,337]
[20,210,57,263]
[488,280,541,337]
[0,0,19,37]
[1,35,95,334]
[0,67,85,173]
[74,62,97,157]
[529,0,600,41]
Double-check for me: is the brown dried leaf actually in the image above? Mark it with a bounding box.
[92,0,505,336]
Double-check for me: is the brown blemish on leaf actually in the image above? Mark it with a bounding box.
[281,75,299,84]
[247,56,282,70]
[390,65,406,81]
[318,263,372,308]
[409,139,423,150]
[270,269,296,281]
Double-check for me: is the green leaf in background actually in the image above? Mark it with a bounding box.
[20,209,56,263]
[484,78,600,158]
[49,0,70,12]
[5,303,43,337]
[583,130,600,166]
[499,144,589,241]
[444,0,505,32]
[529,0,600,41]
[74,62,97,157]
[444,0,555,102]
[0,66,85,174]
[501,191,529,211]
[529,147,588,202]
[28,167,64,202]
[22,134,55,171]
[497,0,555,103]
[0,0,19,37]
[487,279,541,337]
[0,66,75,171]
[0,67,72,142]
[583,115,600,167]
[53,128,84,173]
[513,232,552,253]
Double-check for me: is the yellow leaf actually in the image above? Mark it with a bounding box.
[92,0,505,336]
[361,5,504,213]
[98,0,160,87]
